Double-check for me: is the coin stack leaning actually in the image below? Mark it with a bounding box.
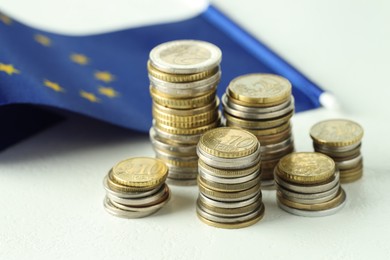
[275,152,346,217]
[148,40,222,185]
[196,127,264,229]
[103,157,170,218]
[222,73,295,188]
[310,119,364,183]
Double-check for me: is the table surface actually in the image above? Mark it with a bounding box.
[1,0,390,259]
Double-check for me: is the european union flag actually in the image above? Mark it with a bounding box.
[0,5,324,150]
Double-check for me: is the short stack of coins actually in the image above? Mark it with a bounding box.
[222,73,295,187]
[275,152,346,217]
[196,127,264,229]
[310,119,364,183]
[103,157,170,218]
[148,40,222,185]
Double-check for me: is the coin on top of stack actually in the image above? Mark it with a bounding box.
[103,157,170,218]
[310,119,364,183]
[148,40,222,185]
[222,73,295,188]
[196,127,264,229]
[275,152,346,217]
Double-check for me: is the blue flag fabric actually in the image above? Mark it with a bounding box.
[0,5,323,149]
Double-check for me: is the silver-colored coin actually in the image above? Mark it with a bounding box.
[103,197,165,219]
[223,93,293,113]
[103,176,163,199]
[198,159,260,179]
[152,124,202,144]
[151,81,218,97]
[154,147,198,163]
[153,96,218,116]
[168,170,198,179]
[260,137,294,153]
[261,180,276,189]
[166,178,197,186]
[277,182,340,200]
[149,70,220,90]
[198,190,262,209]
[274,171,340,194]
[198,149,260,169]
[149,40,222,74]
[277,184,340,204]
[106,184,168,206]
[199,186,261,202]
[109,190,170,212]
[277,193,346,217]
[196,202,264,223]
[199,167,260,184]
[222,95,294,120]
[149,127,197,155]
[335,155,362,170]
[197,198,262,218]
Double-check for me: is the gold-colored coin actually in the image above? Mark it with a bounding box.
[198,127,259,158]
[152,106,218,125]
[150,86,216,109]
[197,174,260,192]
[248,122,291,136]
[227,73,291,105]
[111,157,168,188]
[154,117,220,135]
[277,188,345,211]
[107,170,162,192]
[340,171,363,183]
[310,119,364,147]
[196,203,264,229]
[276,152,335,184]
[147,61,218,83]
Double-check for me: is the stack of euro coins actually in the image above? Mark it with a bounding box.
[310,119,364,183]
[103,157,170,218]
[196,127,264,229]
[275,152,346,217]
[148,40,222,185]
[222,73,295,188]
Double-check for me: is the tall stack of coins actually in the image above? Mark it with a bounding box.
[310,119,364,183]
[148,40,222,185]
[222,73,295,187]
[275,152,346,217]
[103,157,170,218]
[196,127,264,229]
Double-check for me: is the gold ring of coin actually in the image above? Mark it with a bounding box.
[107,170,163,192]
[151,125,202,145]
[147,61,219,83]
[154,117,220,135]
[103,176,163,199]
[198,167,260,184]
[340,171,363,183]
[247,122,291,136]
[153,97,219,117]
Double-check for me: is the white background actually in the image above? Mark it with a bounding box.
[0,0,390,259]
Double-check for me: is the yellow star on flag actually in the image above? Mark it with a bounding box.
[98,86,119,98]
[70,53,89,65]
[0,14,12,25]
[34,34,51,46]
[94,71,115,83]
[43,79,65,92]
[80,90,100,103]
[0,63,20,75]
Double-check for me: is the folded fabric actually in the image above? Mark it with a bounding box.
[0,5,323,150]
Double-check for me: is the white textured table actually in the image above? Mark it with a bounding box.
[1,0,389,259]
